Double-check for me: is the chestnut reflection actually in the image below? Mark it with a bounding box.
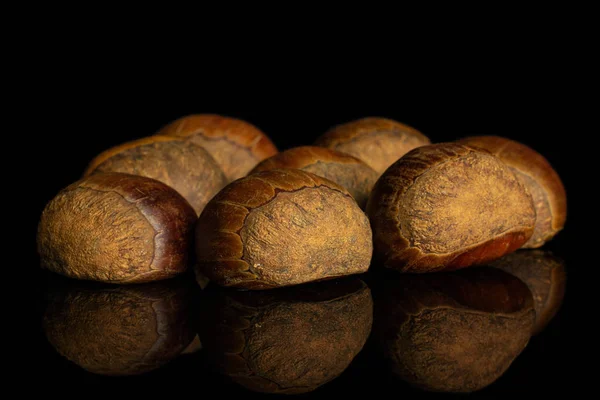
[43,277,196,376]
[490,250,566,335]
[199,278,373,394]
[181,335,203,355]
[373,267,535,393]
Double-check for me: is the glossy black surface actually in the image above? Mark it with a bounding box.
[35,248,570,397]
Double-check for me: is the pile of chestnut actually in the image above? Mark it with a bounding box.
[37,115,566,288]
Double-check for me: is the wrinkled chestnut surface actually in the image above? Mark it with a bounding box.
[458,136,566,248]
[196,169,373,289]
[367,143,536,273]
[43,277,196,376]
[250,146,378,209]
[156,114,278,181]
[491,250,566,334]
[314,117,430,175]
[37,173,197,283]
[373,267,534,393]
[199,278,373,394]
[84,136,228,215]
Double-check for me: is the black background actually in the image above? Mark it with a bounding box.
[26,64,582,397]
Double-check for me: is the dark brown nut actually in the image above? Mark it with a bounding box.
[199,278,373,394]
[314,117,430,175]
[373,267,535,393]
[156,114,278,181]
[37,173,197,283]
[42,278,196,376]
[249,146,378,209]
[490,250,566,335]
[366,143,536,273]
[84,136,228,215]
[458,136,566,248]
[195,169,373,289]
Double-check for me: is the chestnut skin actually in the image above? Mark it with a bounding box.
[249,146,378,209]
[195,169,373,289]
[84,135,228,216]
[367,143,536,273]
[458,136,566,248]
[156,114,278,181]
[314,117,430,175]
[37,173,197,283]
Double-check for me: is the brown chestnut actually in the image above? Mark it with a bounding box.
[367,143,536,273]
[156,114,278,181]
[249,146,378,208]
[458,136,566,248]
[195,169,373,289]
[37,173,197,283]
[199,278,373,394]
[314,117,430,175]
[43,277,196,376]
[373,267,535,393]
[84,136,228,215]
[490,250,566,335]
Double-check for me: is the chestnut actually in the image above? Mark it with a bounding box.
[195,169,373,289]
[156,114,278,181]
[314,117,430,175]
[458,136,566,248]
[249,146,378,208]
[37,173,197,283]
[367,143,536,273]
[84,136,228,215]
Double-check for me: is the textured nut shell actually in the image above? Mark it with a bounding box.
[374,267,534,393]
[37,173,197,283]
[367,143,536,273]
[314,117,430,174]
[490,250,566,335]
[43,279,195,376]
[195,169,373,289]
[199,279,373,394]
[84,136,228,215]
[249,146,378,209]
[156,114,278,181]
[458,136,566,248]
